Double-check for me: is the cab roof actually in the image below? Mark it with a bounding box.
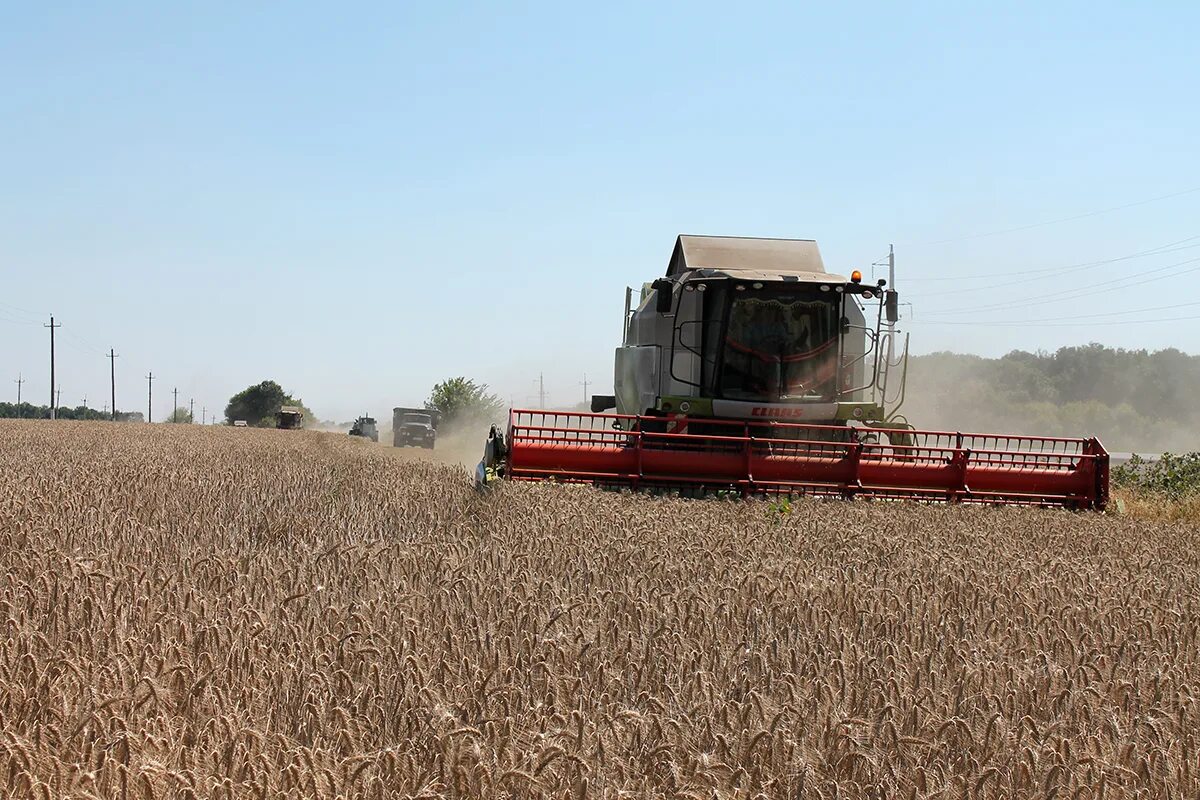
[667,235,847,283]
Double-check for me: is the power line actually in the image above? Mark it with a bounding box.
[917,184,1200,246]
[911,313,1200,328]
[907,235,1200,287]
[910,297,1200,324]
[0,310,40,326]
[0,300,45,320]
[61,329,108,357]
[920,254,1200,317]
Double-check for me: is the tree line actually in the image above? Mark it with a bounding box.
[0,403,144,422]
[3,376,504,429]
[9,345,1193,454]
[904,344,1199,452]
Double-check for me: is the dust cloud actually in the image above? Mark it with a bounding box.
[429,412,497,469]
[367,410,498,472]
[898,349,1200,455]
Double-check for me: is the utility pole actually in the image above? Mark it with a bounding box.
[526,376,549,408]
[106,349,118,421]
[202,406,207,425]
[580,373,591,404]
[45,316,61,419]
[82,394,87,407]
[13,374,24,417]
[887,244,896,367]
[172,387,178,422]
[56,385,62,409]
[146,373,154,422]
[189,398,194,423]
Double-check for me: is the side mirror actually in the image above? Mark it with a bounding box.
[886,291,899,323]
[652,278,674,313]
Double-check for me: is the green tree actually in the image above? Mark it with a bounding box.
[224,381,312,427]
[165,407,194,423]
[425,377,504,427]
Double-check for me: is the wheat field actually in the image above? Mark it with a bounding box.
[1,420,1198,799]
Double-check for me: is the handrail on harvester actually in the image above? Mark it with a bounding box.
[502,408,1110,510]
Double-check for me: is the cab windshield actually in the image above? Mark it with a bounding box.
[402,414,431,425]
[704,285,840,401]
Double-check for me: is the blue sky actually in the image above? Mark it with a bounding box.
[3,2,1198,421]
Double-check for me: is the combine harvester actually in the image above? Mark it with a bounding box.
[478,236,1109,509]
[349,415,379,442]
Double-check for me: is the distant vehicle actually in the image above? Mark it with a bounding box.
[232,420,248,427]
[393,407,438,449]
[277,406,304,430]
[349,415,379,442]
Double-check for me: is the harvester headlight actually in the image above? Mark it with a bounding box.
[861,289,874,299]
[685,284,695,291]
[820,285,831,292]
[736,284,746,291]
[752,282,763,289]
[853,407,864,419]
[835,286,844,293]
[697,284,706,291]
[680,401,691,413]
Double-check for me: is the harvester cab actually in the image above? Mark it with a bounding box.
[349,415,379,442]
[592,235,908,435]
[479,235,1108,509]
